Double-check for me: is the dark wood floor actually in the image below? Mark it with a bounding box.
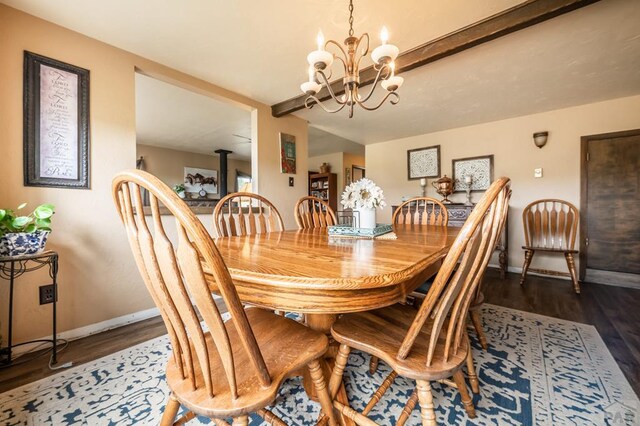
[1,271,639,397]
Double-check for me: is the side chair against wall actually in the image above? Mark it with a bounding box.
[368,197,450,374]
[213,192,285,238]
[113,170,337,426]
[326,178,511,426]
[520,199,580,294]
[295,196,337,229]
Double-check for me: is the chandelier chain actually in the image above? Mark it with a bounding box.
[348,0,354,37]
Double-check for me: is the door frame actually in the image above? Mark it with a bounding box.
[579,128,640,281]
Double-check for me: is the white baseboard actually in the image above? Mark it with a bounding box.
[10,294,223,357]
[10,307,160,358]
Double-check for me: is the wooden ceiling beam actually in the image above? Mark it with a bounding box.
[271,0,601,117]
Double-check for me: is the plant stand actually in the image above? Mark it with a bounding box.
[0,250,59,367]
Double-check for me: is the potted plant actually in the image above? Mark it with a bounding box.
[173,183,186,199]
[0,203,55,257]
[341,178,386,229]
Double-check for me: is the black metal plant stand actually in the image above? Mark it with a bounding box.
[0,250,59,367]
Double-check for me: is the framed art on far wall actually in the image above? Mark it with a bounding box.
[279,133,297,174]
[452,155,494,192]
[407,145,440,180]
[24,51,90,188]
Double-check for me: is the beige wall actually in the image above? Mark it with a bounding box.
[136,144,251,196]
[309,152,366,194]
[0,4,308,343]
[367,94,640,274]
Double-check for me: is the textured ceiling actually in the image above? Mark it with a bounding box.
[4,0,640,145]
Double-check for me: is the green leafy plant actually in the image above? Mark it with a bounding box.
[0,203,55,237]
[173,183,185,193]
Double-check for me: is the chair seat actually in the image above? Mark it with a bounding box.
[522,245,578,254]
[331,304,468,381]
[167,307,328,418]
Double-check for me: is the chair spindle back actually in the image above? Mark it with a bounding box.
[112,170,271,401]
[213,192,284,237]
[294,196,337,229]
[393,197,449,226]
[522,199,578,251]
[397,178,511,367]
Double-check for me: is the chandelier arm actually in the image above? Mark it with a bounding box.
[357,91,400,111]
[325,40,349,65]
[354,33,370,71]
[317,69,347,105]
[306,95,348,114]
[355,64,389,104]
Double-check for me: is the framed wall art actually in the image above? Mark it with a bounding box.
[24,51,90,188]
[452,155,494,192]
[279,133,297,174]
[184,167,218,196]
[407,145,440,180]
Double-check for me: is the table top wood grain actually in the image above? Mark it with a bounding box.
[206,225,460,314]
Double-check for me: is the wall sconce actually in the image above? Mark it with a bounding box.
[533,131,549,148]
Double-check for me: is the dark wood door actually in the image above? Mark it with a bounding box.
[581,129,640,288]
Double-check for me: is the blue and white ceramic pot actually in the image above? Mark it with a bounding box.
[0,230,50,257]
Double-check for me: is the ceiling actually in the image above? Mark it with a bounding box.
[4,0,640,145]
[135,73,252,159]
[308,127,364,157]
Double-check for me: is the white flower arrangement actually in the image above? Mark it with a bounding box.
[341,178,387,210]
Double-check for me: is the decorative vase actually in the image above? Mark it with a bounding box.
[178,191,186,199]
[319,162,331,173]
[355,207,377,229]
[431,175,455,204]
[0,230,50,257]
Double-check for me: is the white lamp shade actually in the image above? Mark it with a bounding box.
[371,43,399,64]
[307,50,334,69]
[300,81,322,95]
[381,75,404,91]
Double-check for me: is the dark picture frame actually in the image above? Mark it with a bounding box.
[24,51,90,189]
[279,132,296,174]
[452,155,494,192]
[407,145,441,180]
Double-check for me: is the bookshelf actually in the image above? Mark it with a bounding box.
[308,173,338,212]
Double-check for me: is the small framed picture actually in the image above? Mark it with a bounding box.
[24,51,90,188]
[452,155,494,192]
[407,145,440,180]
[279,133,296,174]
[345,167,352,186]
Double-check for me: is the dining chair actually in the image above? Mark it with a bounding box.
[112,170,337,426]
[520,199,580,293]
[295,196,337,229]
[369,197,449,373]
[327,177,511,426]
[392,197,449,226]
[213,192,284,237]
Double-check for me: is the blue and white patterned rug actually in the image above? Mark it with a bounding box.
[1,305,638,425]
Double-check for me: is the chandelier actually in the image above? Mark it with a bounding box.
[300,0,404,118]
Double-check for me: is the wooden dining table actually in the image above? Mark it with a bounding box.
[206,224,460,425]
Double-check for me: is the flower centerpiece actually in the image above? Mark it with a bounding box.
[341,178,386,229]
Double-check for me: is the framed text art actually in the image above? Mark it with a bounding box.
[24,51,90,189]
[279,133,296,174]
[407,145,440,180]
[452,155,494,192]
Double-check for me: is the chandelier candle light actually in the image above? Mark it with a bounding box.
[341,178,386,229]
[300,0,403,118]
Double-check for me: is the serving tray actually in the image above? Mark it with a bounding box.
[328,223,393,238]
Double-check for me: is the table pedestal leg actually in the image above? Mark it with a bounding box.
[304,314,355,426]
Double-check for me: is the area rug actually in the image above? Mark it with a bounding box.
[1,305,638,425]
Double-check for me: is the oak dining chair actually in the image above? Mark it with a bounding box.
[369,197,450,374]
[326,177,511,426]
[213,192,284,238]
[392,197,449,226]
[113,170,337,426]
[295,196,337,229]
[520,199,580,293]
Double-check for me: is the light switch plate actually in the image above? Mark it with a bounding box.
[289,177,294,187]
[534,168,543,178]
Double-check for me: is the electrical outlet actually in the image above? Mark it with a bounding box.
[289,177,294,187]
[39,284,56,305]
[534,168,543,178]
